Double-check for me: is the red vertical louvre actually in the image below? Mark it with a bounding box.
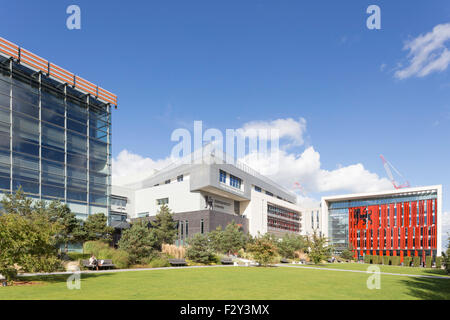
[426,200,432,227]
[397,203,403,227]
[366,229,370,251]
[415,226,420,249]
[369,205,378,250]
[432,225,437,249]
[393,227,398,250]
[404,202,410,227]
[389,204,395,228]
[419,201,425,226]
[423,226,428,250]
[408,226,413,250]
[386,225,391,250]
[411,202,417,226]
[400,227,405,249]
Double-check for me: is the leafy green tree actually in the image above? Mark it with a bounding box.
[276,233,308,259]
[340,243,355,261]
[186,233,216,264]
[151,205,178,249]
[118,220,158,264]
[208,226,226,253]
[308,230,332,264]
[246,236,278,266]
[82,213,114,242]
[209,221,248,254]
[0,191,61,280]
[443,234,450,275]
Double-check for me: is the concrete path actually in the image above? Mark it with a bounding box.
[276,264,450,280]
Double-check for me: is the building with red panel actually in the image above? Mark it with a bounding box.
[321,185,443,263]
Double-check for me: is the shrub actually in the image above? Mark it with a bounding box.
[118,220,159,264]
[110,250,130,269]
[403,256,412,267]
[83,240,130,269]
[412,256,420,268]
[246,237,278,266]
[186,233,216,264]
[83,240,109,256]
[67,252,90,261]
[148,257,170,268]
[425,256,432,268]
[436,257,442,269]
[162,244,185,259]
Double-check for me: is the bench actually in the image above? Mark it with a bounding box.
[280,258,289,263]
[169,259,187,266]
[81,259,115,270]
[221,258,234,265]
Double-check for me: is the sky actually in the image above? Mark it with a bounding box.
[1,0,449,245]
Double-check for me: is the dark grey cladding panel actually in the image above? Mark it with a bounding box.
[135,210,249,235]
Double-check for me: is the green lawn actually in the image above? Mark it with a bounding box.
[1,266,449,300]
[288,262,450,277]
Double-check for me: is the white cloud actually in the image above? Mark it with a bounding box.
[395,23,450,79]
[240,146,392,195]
[112,150,172,186]
[240,117,307,147]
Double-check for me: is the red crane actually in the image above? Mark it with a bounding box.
[380,155,410,189]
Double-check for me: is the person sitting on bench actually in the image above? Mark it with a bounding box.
[89,255,99,271]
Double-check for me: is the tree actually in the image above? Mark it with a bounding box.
[151,205,178,249]
[186,233,216,264]
[276,233,308,259]
[209,221,248,254]
[82,213,114,242]
[208,226,226,253]
[246,236,278,267]
[0,191,61,280]
[118,220,158,264]
[443,233,450,275]
[340,243,355,261]
[308,230,332,264]
[43,201,85,253]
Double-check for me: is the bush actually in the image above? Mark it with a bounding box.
[436,257,442,269]
[412,256,420,268]
[246,237,278,266]
[363,255,371,264]
[110,250,130,269]
[403,256,412,267]
[425,256,432,268]
[67,252,90,261]
[186,233,216,264]
[148,256,170,268]
[83,240,130,269]
[118,220,159,264]
[83,240,109,256]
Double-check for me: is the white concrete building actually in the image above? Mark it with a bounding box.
[112,147,305,242]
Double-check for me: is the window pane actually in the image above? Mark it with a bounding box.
[12,165,39,181]
[41,90,65,115]
[0,106,10,123]
[67,99,87,123]
[68,177,87,190]
[0,79,10,96]
[42,108,64,127]
[12,99,38,118]
[67,153,87,168]
[13,179,39,194]
[12,137,39,157]
[89,172,107,185]
[42,146,64,162]
[0,132,10,150]
[67,119,86,134]
[89,118,108,130]
[67,132,87,154]
[42,159,65,176]
[0,121,9,135]
[89,158,108,174]
[67,165,87,180]
[90,182,107,194]
[89,138,107,159]
[42,171,64,188]
[12,152,38,170]
[67,188,87,202]
[42,184,65,199]
[12,112,39,144]
[42,123,65,150]
[89,128,108,142]
[0,93,10,109]
[12,84,39,105]
[0,148,10,164]
[0,176,9,190]
[90,192,107,205]
[0,163,10,177]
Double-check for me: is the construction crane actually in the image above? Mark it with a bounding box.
[380,155,410,190]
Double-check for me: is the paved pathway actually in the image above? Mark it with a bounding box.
[276,264,450,280]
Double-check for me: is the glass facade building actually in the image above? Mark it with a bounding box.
[0,53,112,220]
[324,187,441,263]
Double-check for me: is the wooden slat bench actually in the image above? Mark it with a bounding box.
[221,258,233,265]
[81,259,115,270]
[169,259,187,266]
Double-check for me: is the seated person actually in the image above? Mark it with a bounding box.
[89,255,99,271]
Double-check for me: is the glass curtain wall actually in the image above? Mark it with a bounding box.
[0,58,111,220]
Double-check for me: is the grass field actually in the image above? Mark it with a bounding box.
[1,265,449,300]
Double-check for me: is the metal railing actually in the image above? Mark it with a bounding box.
[0,37,117,106]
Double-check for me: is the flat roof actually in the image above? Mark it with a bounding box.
[322,185,442,202]
[0,37,117,106]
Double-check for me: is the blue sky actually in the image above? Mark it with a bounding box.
[2,1,449,240]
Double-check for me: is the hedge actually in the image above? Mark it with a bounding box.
[382,256,390,265]
[436,257,442,269]
[425,256,432,268]
[403,256,412,267]
[412,256,420,268]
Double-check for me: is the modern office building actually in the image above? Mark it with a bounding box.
[112,146,303,244]
[0,37,117,221]
[322,185,443,262]
[303,207,323,236]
